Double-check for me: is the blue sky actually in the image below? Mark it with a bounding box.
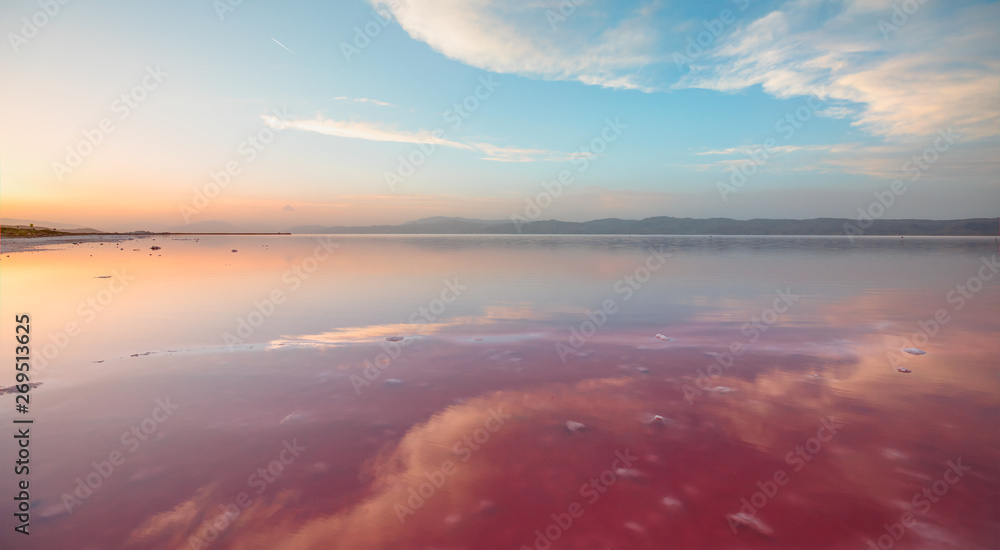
[1,0,997,231]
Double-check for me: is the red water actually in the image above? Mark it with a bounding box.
[1,235,997,549]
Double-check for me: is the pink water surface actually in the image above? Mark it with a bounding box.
[1,235,997,549]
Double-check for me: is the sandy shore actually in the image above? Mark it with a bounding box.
[0,234,147,253]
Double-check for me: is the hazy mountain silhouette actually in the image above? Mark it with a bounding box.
[289,216,998,236]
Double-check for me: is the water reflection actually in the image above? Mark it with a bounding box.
[0,236,996,549]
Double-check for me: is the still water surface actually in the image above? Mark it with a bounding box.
[1,235,997,549]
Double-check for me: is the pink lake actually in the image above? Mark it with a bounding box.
[1,235,997,549]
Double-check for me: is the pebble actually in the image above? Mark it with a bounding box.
[641,413,670,425]
[565,420,586,433]
[0,382,42,396]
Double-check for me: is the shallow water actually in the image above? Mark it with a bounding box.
[1,235,997,549]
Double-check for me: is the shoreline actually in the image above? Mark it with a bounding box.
[0,232,291,254]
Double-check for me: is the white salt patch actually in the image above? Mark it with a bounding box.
[624,521,645,533]
[882,448,908,461]
[661,496,683,511]
[565,420,586,433]
[726,512,774,536]
[280,410,306,424]
[641,413,670,425]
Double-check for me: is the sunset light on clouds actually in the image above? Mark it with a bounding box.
[1,0,996,231]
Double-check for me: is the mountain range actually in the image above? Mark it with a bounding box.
[288,216,999,236]
[5,216,997,236]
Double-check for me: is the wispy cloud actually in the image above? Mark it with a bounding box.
[816,106,854,119]
[333,96,395,107]
[695,144,855,156]
[469,142,590,163]
[674,1,1000,140]
[262,115,585,162]
[369,0,997,142]
[271,37,294,54]
[683,137,999,183]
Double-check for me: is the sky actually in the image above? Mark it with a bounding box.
[0,0,997,232]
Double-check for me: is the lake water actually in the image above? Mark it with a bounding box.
[1,235,998,549]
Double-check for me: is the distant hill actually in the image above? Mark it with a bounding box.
[0,218,98,231]
[164,220,288,233]
[402,216,508,226]
[164,220,243,233]
[1,226,81,238]
[289,216,999,236]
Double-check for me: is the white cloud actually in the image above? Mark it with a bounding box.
[368,0,662,91]
[333,96,395,107]
[816,106,854,119]
[370,0,997,142]
[695,144,853,156]
[262,115,585,162]
[684,135,999,183]
[262,115,469,148]
[675,1,1000,140]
